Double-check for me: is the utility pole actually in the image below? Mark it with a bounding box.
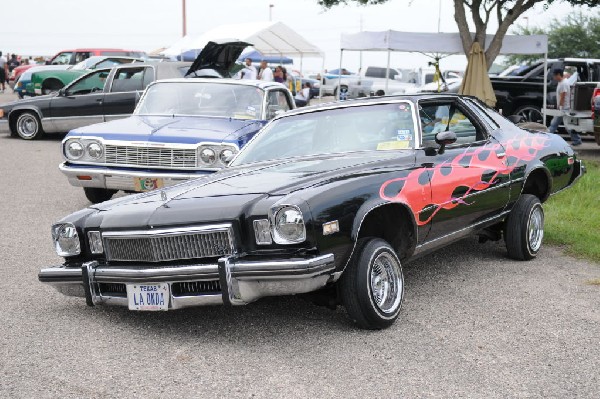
[182,0,187,37]
[359,14,363,71]
[269,4,274,21]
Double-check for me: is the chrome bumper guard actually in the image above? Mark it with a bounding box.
[59,162,211,190]
[38,254,336,309]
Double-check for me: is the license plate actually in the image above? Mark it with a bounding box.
[126,283,169,311]
[134,177,164,191]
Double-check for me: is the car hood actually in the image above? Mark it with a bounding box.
[185,40,253,78]
[68,115,265,144]
[1,93,57,109]
[90,151,415,229]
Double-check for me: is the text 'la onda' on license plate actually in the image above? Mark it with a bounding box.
[126,283,169,311]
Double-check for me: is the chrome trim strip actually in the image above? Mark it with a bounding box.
[94,264,220,283]
[101,224,233,237]
[413,210,511,256]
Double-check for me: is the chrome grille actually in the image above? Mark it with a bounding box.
[104,228,233,262]
[104,144,197,168]
[172,280,221,296]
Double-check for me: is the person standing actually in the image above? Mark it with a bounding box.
[548,68,582,146]
[8,54,20,73]
[257,61,273,81]
[0,51,8,93]
[240,58,257,80]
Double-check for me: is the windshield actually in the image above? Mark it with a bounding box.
[136,82,265,119]
[232,102,416,166]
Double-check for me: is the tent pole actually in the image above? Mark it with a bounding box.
[385,49,391,93]
[338,50,343,100]
[319,56,325,98]
[300,54,303,74]
[543,51,548,124]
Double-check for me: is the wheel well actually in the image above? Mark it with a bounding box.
[8,109,40,134]
[357,203,416,260]
[42,78,64,89]
[522,168,551,202]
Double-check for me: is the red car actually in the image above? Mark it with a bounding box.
[9,48,146,85]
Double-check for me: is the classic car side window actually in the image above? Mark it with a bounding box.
[51,52,73,65]
[419,102,483,146]
[463,99,499,131]
[142,67,155,89]
[110,67,144,93]
[266,90,291,119]
[66,70,109,96]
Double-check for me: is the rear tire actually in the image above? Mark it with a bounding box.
[84,188,117,204]
[15,111,44,140]
[505,194,544,260]
[339,238,404,330]
[513,104,543,124]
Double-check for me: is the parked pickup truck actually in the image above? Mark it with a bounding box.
[563,82,600,145]
[490,58,600,126]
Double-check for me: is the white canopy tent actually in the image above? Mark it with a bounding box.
[339,31,548,117]
[162,21,324,73]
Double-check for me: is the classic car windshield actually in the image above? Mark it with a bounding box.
[232,102,416,165]
[136,82,265,119]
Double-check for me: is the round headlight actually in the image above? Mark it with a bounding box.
[87,142,103,159]
[273,206,306,244]
[51,223,81,257]
[219,149,235,163]
[200,148,216,165]
[66,141,84,159]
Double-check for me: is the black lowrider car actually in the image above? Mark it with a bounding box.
[39,94,584,329]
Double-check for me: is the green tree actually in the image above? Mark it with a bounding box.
[318,0,600,68]
[506,12,600,65]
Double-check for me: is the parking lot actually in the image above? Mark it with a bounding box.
[0,88,599,398]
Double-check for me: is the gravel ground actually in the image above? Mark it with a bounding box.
[0,91,599,398]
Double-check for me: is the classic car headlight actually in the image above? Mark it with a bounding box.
[87,142,103,159]
[51,223,81,257]
[272,206,306,244]
[199,148,216,165]
[219,148,235,164]
[87,231,104,254]
[66,140,84,159]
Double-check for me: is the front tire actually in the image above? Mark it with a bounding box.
[84,187,117,204]
[15,112,44,140]
[505,194,544,260]
[339,238,404,329]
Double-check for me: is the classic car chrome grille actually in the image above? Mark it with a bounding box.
[104,144,197,168]
[104,227,234,263]
[172,280,221,296]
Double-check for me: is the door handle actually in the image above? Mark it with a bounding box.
[96,98,103,103]
[496,151,506,158]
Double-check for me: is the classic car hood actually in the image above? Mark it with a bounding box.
[68,115,264,144]
[91,151,416,229]
[2,93,57,108]
[185,40,253,78]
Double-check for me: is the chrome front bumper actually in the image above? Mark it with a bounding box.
[59,162,212,191]
[39,254,336,309]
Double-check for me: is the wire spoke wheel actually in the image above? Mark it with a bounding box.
[16,112,42,139]
[369,252,403,314]
[527,205,544,253]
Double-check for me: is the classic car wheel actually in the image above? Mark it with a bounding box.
[84,188,117,204]
[339,238,404,329]
[514,105,544,124]
[334,85,349,98]
[15,112,44,140]
[505,194,544,260]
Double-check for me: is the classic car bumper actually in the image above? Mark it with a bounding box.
[38,254,336,309]
[59,162,213,191]
[0,119,10,134]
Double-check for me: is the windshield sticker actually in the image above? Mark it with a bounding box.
[377,141,410,151]
[396,130,412,141]
[398,104,411,112]
[234,113,253,120]
[246,106,257,117]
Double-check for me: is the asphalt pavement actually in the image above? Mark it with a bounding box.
[0,90,599,398]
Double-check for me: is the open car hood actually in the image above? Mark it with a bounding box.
[185,40,252,78]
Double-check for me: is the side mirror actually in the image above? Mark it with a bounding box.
[58,88,66,96]
[435,130,457,155]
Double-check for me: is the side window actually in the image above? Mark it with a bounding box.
[75,52,91,63]
[67,71,109,95]
[51,52,73,65]
[419,102,483,145]
[266,90,291,119]
[110,67,144,93]
[142,67,155,89]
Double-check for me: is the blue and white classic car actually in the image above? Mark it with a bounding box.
[59,78,296,203]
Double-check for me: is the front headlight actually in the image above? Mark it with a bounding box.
[219,148,235,164]
[87,142,103,159]
[51,223,81,257]
[199,147,216,165]
[66,140,84,159]
[272,206,306,244]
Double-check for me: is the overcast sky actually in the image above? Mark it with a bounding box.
[0,0,586,72]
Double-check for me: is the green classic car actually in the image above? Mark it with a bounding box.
[28,56,142,96]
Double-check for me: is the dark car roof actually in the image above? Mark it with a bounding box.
[108,61,192,80]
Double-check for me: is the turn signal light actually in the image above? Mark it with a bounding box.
[77,175,93,181]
